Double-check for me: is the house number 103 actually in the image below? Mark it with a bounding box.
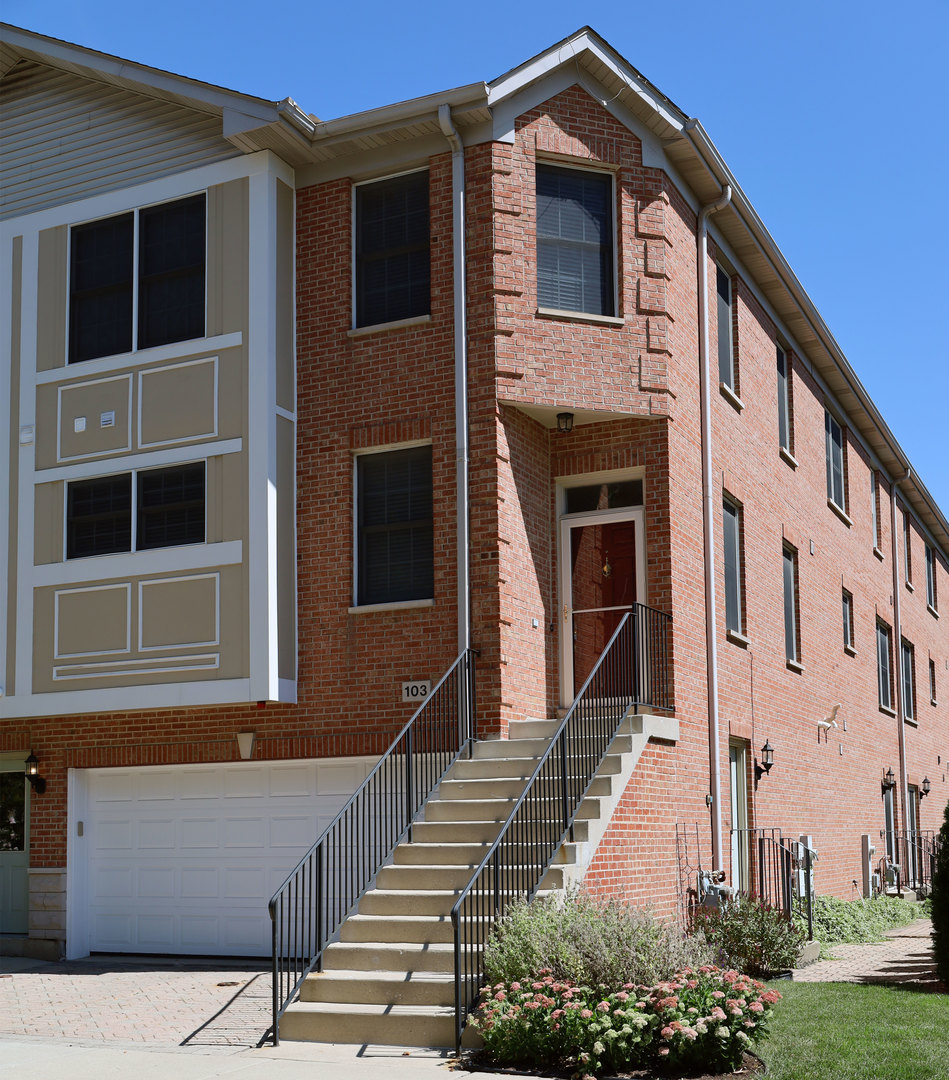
[401,680,431,703]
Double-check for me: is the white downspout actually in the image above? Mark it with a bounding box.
[438,105,471,653]
[889,467,912,859]
[696,181,732,873]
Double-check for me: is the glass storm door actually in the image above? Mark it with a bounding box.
[0,760,29,935]
[906,787,919,884]
[560,507,645,703]
[729,743,750,892]
[883,786,896,864]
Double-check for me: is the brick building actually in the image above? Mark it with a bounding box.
[1,22,947,1040]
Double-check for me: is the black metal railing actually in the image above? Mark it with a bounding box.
[450,603,672,1046]
[897,829,939,891]
[730,828,815,940]
[269,649,477,1044]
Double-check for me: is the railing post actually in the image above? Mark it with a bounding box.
[315,843,324,970]
[559,733,570,840]
[405,725,414,844]
[271,903,280,1046]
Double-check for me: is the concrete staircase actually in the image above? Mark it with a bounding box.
[278,712,677,1046]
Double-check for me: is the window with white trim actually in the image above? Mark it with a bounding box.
[842,589,854,651]
[825,411,846,512]
[871,471,881,550]
[355,446,433,606]
[354,171,430,328]
[717,266,735,391]
[926,544,938,611]
[930,657,938,704]
[903,508,913,586]
[877,621,893,711]
[783,543,799,664]
[536,164,614,317]
[776,345,792,453]
[66,463,205,559]
[901,638,916,721]
[722,497,743,635]
[69,194,206,364]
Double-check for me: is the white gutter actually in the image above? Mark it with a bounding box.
[438,105,471,653]
[889,468,912,851]
[695,177,732,873]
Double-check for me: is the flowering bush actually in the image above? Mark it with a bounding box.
[692,895,805,977]
[470,966,781,1077]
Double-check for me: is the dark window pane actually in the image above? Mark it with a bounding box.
[355,173,430,327]
[66,474,132,558]
[776,347,789,449]
[536,165,613,316]
[357,446,433,605]
[139,195,206,349]
[717,267,732,387]
[783,547,797,661]
[877,625,892,709]
[69,213,133,363]
[0,773,26,852]
[723,501,741,633]
[564,479,643,514]
[137,464,205,550]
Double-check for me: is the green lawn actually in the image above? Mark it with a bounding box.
[758,981,949,1080]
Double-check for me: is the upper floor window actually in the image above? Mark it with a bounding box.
[69,194,206,364]
[926,544,939,612]
[903,509,913,586]
[842,589,854,652]
[824,411,846,512]
[354,171,430,328]
[783,543,799,665]
[66,463,205,559]
[877,621,893,711]
[776,345,792,453]
[871,472,881,551]
[722,497,743,636]
[536,164,614,317]
[356,445,433,606]
[901,639,916,721]
[716,266,735,391]
[931,657,938,704]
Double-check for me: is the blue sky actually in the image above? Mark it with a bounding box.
[6,0,948,514]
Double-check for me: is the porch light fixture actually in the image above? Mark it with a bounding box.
[753,740,774,786]
[556,412,574,434]
[25,751,46,794]
[920,777,932,798]
[882,766,896,792]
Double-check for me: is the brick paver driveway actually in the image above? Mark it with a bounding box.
[0,957,273,1047]
[794,918,943,990]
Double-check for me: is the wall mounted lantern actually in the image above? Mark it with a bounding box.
[881,766,896,793]
[920,777,932,798]
[25,751,46,794]
[754,740,774,786]
[556,412,574,434]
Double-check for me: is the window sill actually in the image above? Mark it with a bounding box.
[844,644,857,657]
[873,546,885,561]
[827,500,853,528]
[905,581,915,593]
[348,314,431,337]
[779,447,798,469]
[927,603,939,619]
[786,659,804,674]
[878,704,897,718]
[726,628,751,648]
[932,698,939,707]
[535,307,625,327]
[719,383,744,412]
[348,598,435,614]
[903,715,918,728]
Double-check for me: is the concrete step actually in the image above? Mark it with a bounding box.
[359,889,461,916]
[394,842,489,865]
[409,820,505,843]
[422,797,516,821]
[472,737,551,759]
[340,913,454,944]
[322,940,455,974]
[507,717,563,739]
[436,777,530,800]
[300,968,454,1006]
[449,757,538,780]
[375,864,479,891]
[279,1002,456,1047]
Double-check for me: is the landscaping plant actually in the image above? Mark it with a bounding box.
[932,797,949,984]
[472,966,782,1078]
[483,890,713,988]
[691,895,805,978]
[806,892,927,953]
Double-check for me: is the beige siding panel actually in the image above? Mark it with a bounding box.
[140,575,217,649]
[34,384,58,470]
[0,62,239,220]
[33,482,64,565]
[55,584,131,657]
[36,226,67,371]
[206,178,249,338]
[277,415,296,681]
[275,178,294,412]
[220,450,246,543]
[217,346,244,439]
[59,375,133,459]
[6,236,22,694]
[139,359,216,447]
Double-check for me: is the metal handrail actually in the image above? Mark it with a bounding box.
[269,648,477,1044]
[450,603,672,1047]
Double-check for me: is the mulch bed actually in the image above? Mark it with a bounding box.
[455,1050,765,1079]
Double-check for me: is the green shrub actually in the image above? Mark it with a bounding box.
[931,798,949,984]
[483,890,713,989]
[692,896,805,977]
[807,893,925,949]
[472,966,782,1077]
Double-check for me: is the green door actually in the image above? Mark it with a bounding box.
[0,759,29,935]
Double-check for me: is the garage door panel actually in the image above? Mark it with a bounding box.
[80,757,374,956]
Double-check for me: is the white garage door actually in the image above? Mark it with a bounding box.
[69,758,374,958]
